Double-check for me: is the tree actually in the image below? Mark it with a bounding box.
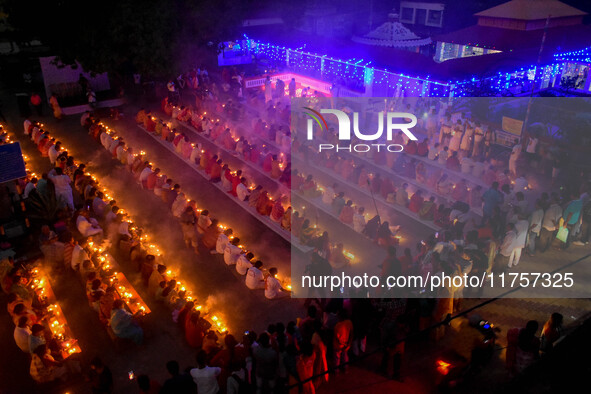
[4,0,245,78]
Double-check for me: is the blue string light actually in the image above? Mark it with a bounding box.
[241,36,589,97]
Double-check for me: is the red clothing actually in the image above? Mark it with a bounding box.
[256,194,272,216]
[270,201,285,222]
[185,318,204,348]
[417,142,429,156]
[210,162,222,180]
[409,193,423,213]
[339,205,354,224]
[405,141,418,155]
[146,172,158,190]
[446,156,460,171]
[262,153,273,172]
[144,117,156,132]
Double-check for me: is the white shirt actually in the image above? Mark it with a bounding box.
[460,157,473,174]
[353,213,366,233]
[14,326,31,352]
[245,267,264,289]
[529,208,544,235]
[236,255,252,275]
[236,183,250,201]
[514,219,529,248]
[224,244,241,265]
[500,230,517,256]
[542,204,562,231]
[116,145,126,162]
[48,173,72,193]
[139,167,153,182]
[48,145,59,164]
[190,146,201,164]
[265,276,282,299]
[190,366,221,394]
[472,161,485,178]
[216,234,229,254]
[71,244,88,270]
[24,119,31,135]
[76,215,102,237]
[24,182,36,198]
[322,187,335,205]
[100,132,112,149]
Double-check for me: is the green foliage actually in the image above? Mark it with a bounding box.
[4,0,245,77]
[25,188,59,225]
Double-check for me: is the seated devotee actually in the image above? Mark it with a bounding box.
[149,264,167,296]
[409,190,424,213]
[99,286,119,326]
[396,184,409,207]
[405,139,417,155]
[377,221,396,247]
[436,174,453,195]
[245,261,266,290]
[415,162,427,184]
[301,175,322,198]
[197,210,212,237]
[265,268,290,299]
[417,138,429,157]
[281,207,292,231]
[256,191,272,216]
[437,146,449,165]
[236,252,254,276]
[299,220,316,245]
[353,207,366,233]
[452,179,469,203]
[14,316,31,353]
[270,196,287,223]
[339,200,355,224]
[76,210,103,238]
[428,142,440,161]
[331,192,346,215]
[110,299,143,344]
[236,178,250,201]
[12,302,37,326]
[28,324,46,353]
[136,108,147,124]
[87,278,105,312]
[202,220,221,251]
[419,196,437,220]
[224,238,242,266]
[215,228,233,255]
[329,243,350,270]
[30,344,68,383]
[446,151,461,171]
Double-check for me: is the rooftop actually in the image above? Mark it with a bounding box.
[474,0,586,21]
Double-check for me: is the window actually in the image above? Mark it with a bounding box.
[401,7,414,23]
[427,10,442,26]
[415,9,426,25]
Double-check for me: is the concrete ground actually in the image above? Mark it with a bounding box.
[1,86,591,393]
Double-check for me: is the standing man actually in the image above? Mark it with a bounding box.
[526,200,544,255]
[264,76,272,103]
[481,182,503,225]
[539,196,562,252]
[497,223,517,269]
[289,78,296,98]
[561,193,583,250]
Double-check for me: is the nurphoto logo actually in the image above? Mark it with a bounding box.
[303,108,418,153]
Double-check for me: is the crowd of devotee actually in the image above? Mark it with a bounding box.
[1,61,590,393]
